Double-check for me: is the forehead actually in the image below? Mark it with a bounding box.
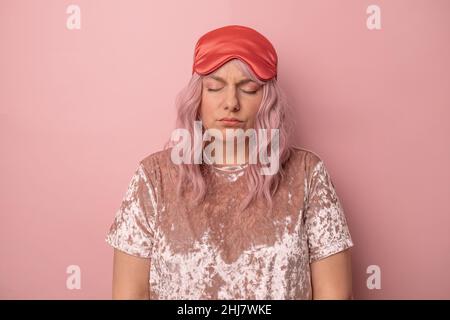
[204,72,256,86]
[204,74,253,82]
[204,60,254,83]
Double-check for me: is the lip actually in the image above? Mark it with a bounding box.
[219,117,243,122]
[218,118,244,127]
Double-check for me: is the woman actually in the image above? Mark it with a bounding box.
[106,25,354,300]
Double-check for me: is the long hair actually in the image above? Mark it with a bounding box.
[164,59,295,213]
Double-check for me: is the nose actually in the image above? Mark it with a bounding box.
[224,87,240,112]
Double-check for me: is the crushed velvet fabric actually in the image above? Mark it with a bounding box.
[106,147,354,299]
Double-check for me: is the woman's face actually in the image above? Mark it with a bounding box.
[199,61,263,139]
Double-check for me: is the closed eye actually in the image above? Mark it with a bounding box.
[206,88,259,94]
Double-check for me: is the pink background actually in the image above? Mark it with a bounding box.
[1,0,449,299]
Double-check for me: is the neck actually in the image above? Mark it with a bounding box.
[203,140,249,166]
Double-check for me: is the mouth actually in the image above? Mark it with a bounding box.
[218,118,244,127]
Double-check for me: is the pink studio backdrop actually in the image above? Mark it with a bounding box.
[1,0,449,299]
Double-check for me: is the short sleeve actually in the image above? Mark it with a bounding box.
[105,163,157,258]
[305,160,354,263]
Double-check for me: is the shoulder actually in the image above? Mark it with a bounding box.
[139,148,172,170]
[287,145,325,173]
[129,149,173,183]
[136,148,177,184]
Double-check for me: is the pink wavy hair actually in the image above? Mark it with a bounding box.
[164,59,296,213]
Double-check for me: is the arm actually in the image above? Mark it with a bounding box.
[310,249,353,300]
[112,249,151,299]
[107,163,157,299]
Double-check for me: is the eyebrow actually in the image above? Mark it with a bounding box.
[205,75,255,86]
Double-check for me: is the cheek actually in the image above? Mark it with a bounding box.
[202,91,220,106]
[243,96,262,117]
